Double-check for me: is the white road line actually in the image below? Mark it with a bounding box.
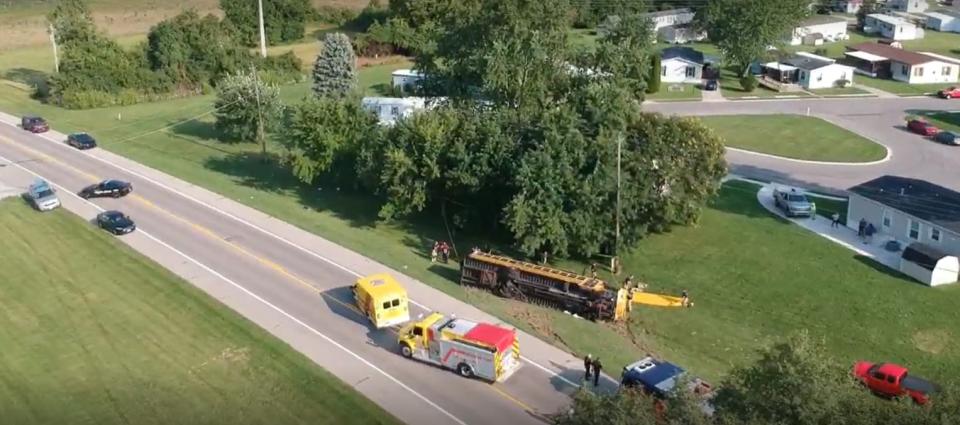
[0,151,470,425]
[4,120,583,389]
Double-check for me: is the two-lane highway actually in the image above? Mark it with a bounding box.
[0,120,597,424]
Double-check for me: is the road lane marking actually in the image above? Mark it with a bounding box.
[3,121,585,390]
[0,136,546,417]
[0,148,473,425]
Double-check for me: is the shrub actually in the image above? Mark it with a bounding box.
[647,54,662,94]
[835,78,850,88]
[740,74,758,92]
[59,89,117,109]
[313,5,356,26]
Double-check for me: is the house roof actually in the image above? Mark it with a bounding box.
[849,175,960,234]
[799,15,848,26]
[902,243,952,271]
[643,8,693,18]
[924,11,960,21]
[783,55,835,71]
[847,42,935,65]
[845,50,888,62]
[661,47,704,64]
[866,13,913,26]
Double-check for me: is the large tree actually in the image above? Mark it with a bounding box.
[312,32,358,98]
[47,0,96,46]
[220,0,309,46]
[213,69,283,144]
[279,96,381,185]
[701,0,810,75]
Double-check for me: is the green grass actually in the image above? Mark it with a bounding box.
[856,75,955,96]
[809,86,871,96]
[920,111,960,132]
[700,114,888,163]
[717,68,814,99]
[0,199,398,425]
[646,83,702,101]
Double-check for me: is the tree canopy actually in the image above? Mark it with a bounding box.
[312,32,358,98]
[213,69,283,143]
[220,0,310,46]
[701,0,810,75]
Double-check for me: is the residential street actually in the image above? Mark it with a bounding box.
[645,97,960,194]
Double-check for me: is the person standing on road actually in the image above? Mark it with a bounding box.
[583,354,593,382]
[592,357,603,387]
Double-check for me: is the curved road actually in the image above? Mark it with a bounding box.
[645,97,960,194]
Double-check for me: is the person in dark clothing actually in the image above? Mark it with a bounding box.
[865,223,876,244]
[583,354,593,382]
[592,357,603,387]
[858,218,867,240]
[440,241,450,263]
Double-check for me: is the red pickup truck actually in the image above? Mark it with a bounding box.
[853,361,939,405]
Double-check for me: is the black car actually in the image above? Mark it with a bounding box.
[96,210,136,235]
[67,132,97,150]
[21,116,49,133]
[80,180,133,199]
[703,80,718,91]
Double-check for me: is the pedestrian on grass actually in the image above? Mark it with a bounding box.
[590,263,598,279]
[592,357,603,387]
[583,354,593,382]
[440,241,450,263]
[681,289,692,308]
[541,250,549,265]
[831,212,841,228]
[430,241,439,263]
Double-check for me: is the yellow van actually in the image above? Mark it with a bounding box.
[353,273,410,329]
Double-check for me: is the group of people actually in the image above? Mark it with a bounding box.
[431,241,451,263]
[583,354,604,387]
[857,218,877,244]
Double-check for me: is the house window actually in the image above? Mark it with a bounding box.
[685,66,696,77]
[391,106,399,116]
[914,66,924,77]
[800,71,807,80]
[930,228,942,242]
[661,66,667,76]
[817,72,823,82]
[908,219,920,240]
[901,64,909,76]
[882,209,892,229]
[944,67,952,76]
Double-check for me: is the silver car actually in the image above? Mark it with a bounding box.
[773,187,814,217]
[27,179,61,211]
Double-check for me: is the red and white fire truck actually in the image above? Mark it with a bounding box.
[397,312,521,382]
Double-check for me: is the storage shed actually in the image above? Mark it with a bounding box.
[899,243,959,286]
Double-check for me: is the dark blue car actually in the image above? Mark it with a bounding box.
[620,356,716,415]
[67,132,97,150]
[96,210,136,235]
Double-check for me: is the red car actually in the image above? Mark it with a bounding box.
[21,116,49,133]
[853,361,939,405]
[939,86,960,99]
[907,119,939,136]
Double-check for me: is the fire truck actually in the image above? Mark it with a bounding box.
[459,250,629,321]
[397,312,521,382]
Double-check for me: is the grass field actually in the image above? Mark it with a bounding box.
[646,83,702,101]
[921,111,960,132]
[857,75,953,96]
[0,199,398,425]
[809,86,871,97]
[700,114,888,163]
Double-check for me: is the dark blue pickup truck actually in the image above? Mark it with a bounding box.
[620,356,716,416]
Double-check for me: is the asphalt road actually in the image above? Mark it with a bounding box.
[645,96,960,194]
[0,119,618,425]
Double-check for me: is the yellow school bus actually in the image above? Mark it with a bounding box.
[353,273,410,329]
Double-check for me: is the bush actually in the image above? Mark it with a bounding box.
[835,78,850,88]
[59,89,118,109]
[313,5,356,26]
[740,74,758,92]
[647,54,662,94]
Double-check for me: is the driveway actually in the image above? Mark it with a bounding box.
[645,97,960,194]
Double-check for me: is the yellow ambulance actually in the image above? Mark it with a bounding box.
[353,273,410,329]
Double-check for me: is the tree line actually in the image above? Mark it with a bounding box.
[556,332,960,425]
[46,0,303,109]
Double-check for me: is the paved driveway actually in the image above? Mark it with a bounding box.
[645,97,960,194]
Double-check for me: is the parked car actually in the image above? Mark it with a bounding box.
[907,119,939,136]
[66,132,97,149]
[96,210,136,235]
[79,180,132,199]
[853,361,939,405]
[933,131,959,146]
[26,178,60,211]
[21,116,49,133]
[773,187,815,217]
[938,86,960,99]
[703,80,718,91]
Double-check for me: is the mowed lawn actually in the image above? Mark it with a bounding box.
[701,114,888,163]
[0,200,398,425]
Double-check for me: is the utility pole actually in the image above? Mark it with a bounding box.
[48,24,60,73]
[614,133,623,275]
[252,66,266,159]
[257,0,268,58]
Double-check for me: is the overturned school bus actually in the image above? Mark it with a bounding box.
[459,250,628,321]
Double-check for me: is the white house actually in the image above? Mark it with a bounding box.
[760,52,854,89]
[390,69,424,92]
[845,42,959,83]
[789,15,849,46]
[836,0,863,14]
[658,24,706,44]
[924,10,960,33]
[846,176,960,260]
[888,0,929,13]
[642,8,695,32]
[361,97,430,126]
[864,13,925,39]
[899,243,959,286]
[660,47,704,83]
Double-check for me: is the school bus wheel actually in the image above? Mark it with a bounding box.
[399,343,413,358]
[457,363,474,378]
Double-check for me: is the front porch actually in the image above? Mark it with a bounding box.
[758,62,807,92]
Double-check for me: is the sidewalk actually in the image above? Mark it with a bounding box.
[756,185,901,269]
[702,87,726,103]
[853,83,898,99]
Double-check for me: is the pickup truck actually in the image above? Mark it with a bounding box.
[853,361,939,405]
[773,187,815,217]
[620,356,715,416]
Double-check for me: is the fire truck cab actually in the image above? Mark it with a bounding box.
[398,312,521,382]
